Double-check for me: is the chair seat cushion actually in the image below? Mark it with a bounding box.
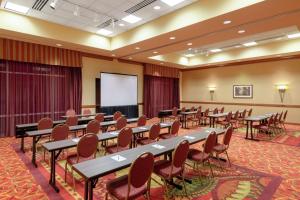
[153,160,182,179]
[213,144,227,153]
[136,137,155,145]
[187,149,209,162]
[159,133,174,139]
[66,153,92,165]
[105,144,129,154]
[106,175,147,200]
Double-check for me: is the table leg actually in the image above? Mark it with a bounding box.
[250,121,254,140]
[88,180,93,200]
[84,180,89,200]
[184,114,187,129]
[49,151,60,192]
[209,117,212,127]
[246,121,249,139]
[212,118,215,128]
[32,136,37,167]
[21,137,25,153]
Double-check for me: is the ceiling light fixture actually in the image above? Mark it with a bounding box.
[185,54,195,57]
[188,48,192,51]
[56,43,62,47]
[187,42,192,46]
[112,54,116,57]
[210,49,222,53]
[153,51,158,54]
[153,6,161,10]
[160,62,164,65]
[73,5,79,16]
[119,23,125,27]
[169,36,176,40]
[135,47,140,50]
[4,2,29,14]
[122,15,142,24]
[50,0,58,9]
[287,32,300,39]
[97,29,113,36]
[161,0,185,7]
[238,30,245,34]
[128,57,132,60]
[223,20,231,25]
[242,41,257,47]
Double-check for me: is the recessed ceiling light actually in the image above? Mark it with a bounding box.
[210,49,222,53]
[161,0,185,7]
[242,41,257,47]
[238,30,245,34]
[235,45,241,48]
[97,29,113,36]
[4,2,29,14]
[128,57,132,60]
[50,0,58,9]
[188,48,192,51]
[169,36,176,40]
[153,51,158,54]
[153,6,161,10]
[160,62,164,65]
[56,43,62,47]
[185,54,195,57]
[135,47,140,50]
[122,15,142,24]
[187,42,193,46]
[112,54,116,57]
[223,20,231,25]
[287,33,300,39]
[119,23,125,27]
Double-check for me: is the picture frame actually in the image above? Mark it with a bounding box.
[233,85,253,98]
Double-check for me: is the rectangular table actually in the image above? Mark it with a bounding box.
[245,113,274,141]
[208,113,229,127]
[27,118,139,167]
[180,111,198,129]
[158,109,183,122]
[42,122,173,192]
[73,127,225,200]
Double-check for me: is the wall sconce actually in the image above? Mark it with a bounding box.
[208,86,216,101]
[276,84,288,103]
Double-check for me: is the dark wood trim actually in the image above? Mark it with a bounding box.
[82,103,144,108]
[81,52,114,61]
[181,54,300,72]
[180,101,300,109]
[117,58,143,66]
[286,122,300,125]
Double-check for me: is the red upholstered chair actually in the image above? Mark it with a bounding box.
[113,111,122,121]
[190,106,195,111]
[253,115,275,137]
[66,109,76,117]
[82,109,91,115]
[66,116,78,127]
[38,118,53,130]
[152,140,190,198]
[280,110,288,132]
[188,132,217,177]
[220,107,225,113]
[159,120,180,139]
[95,113,105,123]
[213,108,218,114]
[137,115,147,127]
[216,112,232,128]
[105,152,154,200]
[137,123,160,145]
[213,126,233,168]
[197,106,202,111]
[248,108,253,117]
[200,108,209,125]
[64,133,98,190]
[168,107,179,121]
[230,111,239,129]
[115,117,127,130]
[86,119,100,134]
[237,109,247,125]
[105,127,133,154]
[190,109,202,127]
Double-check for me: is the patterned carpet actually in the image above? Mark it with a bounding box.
[1,118,300,200]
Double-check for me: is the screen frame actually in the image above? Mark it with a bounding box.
[100,72,138,107]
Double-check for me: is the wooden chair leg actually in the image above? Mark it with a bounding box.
[71,168,76,191]
[207,160,214,178]
[181,173,189,199]
[64,162,68,182]
[105,192,109,200]
[225,151,231,167]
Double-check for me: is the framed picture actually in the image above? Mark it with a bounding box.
[233,85,253,98]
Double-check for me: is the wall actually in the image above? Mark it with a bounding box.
[181,58,300,123]
[81,57,144,116]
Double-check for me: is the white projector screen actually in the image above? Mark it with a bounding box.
[100,73,138,107]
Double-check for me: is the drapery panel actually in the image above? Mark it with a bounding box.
[144,64,180,78]
[0,59,82,137]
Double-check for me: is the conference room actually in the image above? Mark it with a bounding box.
[0,0,300,199]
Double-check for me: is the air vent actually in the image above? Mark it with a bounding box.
[97,19,119,29]
[125,0,157,14]
[32,0,49,11]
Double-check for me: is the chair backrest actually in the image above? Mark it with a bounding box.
[197,106,202,112]
[129,152,154,189]
[241,109,247,118]
[203,132,217,154]
[66,109,76,117]
[248,108,253,117]
[226,112,232,122]
[86,119,100,134]
[278,111,283,122]
[223,126,233,146]
[116,117,127,130]
[172,140,189,168]
[233,111,239,120]
[113,111,122,121]
[65,116,78,126]
[195,109,202,119]
[181,107,186,112]
[283,110,288,121]
[95,113,104,123]
[38,118,53,130]
[82,109,92,115]
[204,108,209,117]
[51,124,69,141]
[220,107,225,113]
[172,107,178,116]
[213,108,218,114]
[77,133,98,159]
[149,123,161,140]
[170,120,180,135]
[267,115,274,127]
[137,115,147,127]
[273,113,279,125]
[117,127,133,148]
[190,106,195,111]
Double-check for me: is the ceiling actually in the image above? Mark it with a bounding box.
[0,0,196,36]
[1,0,300,69]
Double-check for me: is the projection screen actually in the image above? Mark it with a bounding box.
[100,73,138,107]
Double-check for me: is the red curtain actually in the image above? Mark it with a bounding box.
[144,75,179,118]
[0,59,82,137]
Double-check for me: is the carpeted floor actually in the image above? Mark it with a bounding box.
[1,118,300,200]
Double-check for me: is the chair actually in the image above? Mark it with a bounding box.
[105,152,154,200]
[280,110,288,132]
[66,116,78,127]
[64,133,98,190]
[237,109,247,125]
[152,140,190,199]
[216,112,232,128]
[66,109,76,117]
[213,108,218,114]
[168,107,179,121]
[230,111,239,129]
[159,120,180,139]
[213,126,233,168]
[38,117,53,130]
[248,108,253,117]
[220,107,225,113]
[113,111,122,121]
[190,106,195,111]
[137,115,147,127]
[115,117,127,130]
[197,106,202,111]
[200,108,209,125]
[82,109,92,115]
[86,119,100,134]
[254,115,275,137]
[188,132,217,178]
[105,127,133,154]
[190,109,202,127]
[95,113,105,123]
[136,123,160,145]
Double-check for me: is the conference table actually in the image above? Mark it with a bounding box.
[180,110,198,129]
[245,113,274,141]
[60,113,105,119]
[16,114,120,152]
[208,113,229,127]
[42,122,173,192]
[26,118,139,167]
[73,127,225,200]
[158,109,183,122]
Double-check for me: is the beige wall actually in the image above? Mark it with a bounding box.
[82,57,144,116]
[181,58,300,123]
